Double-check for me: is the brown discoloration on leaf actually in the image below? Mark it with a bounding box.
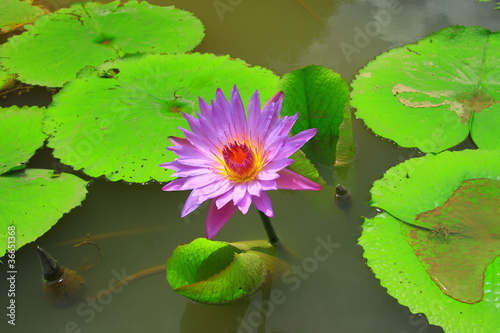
[390,84,492,124]
[401,178,500,304]
[456,90,499,115]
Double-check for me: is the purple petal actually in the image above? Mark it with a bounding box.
[275,128,317,159]
[261,158,293,173]
[230,85,247,140]
[163,161,212,177]
[259,179,278,191]
[275,168,322,190]
[278,113,298,136]
[247,90,261,138]
[198,97,213,118]
[180,173,224,191]
[247,179,262,197]
[257,169,280,181]
[183,112,202,134]
[232,182,247,205]
[180,128,218,155]
[168,136,191,147]
[197,180,235,203]
[206,199,238,239]
[181,191,204,217]
[215,187,235,209]
[162,177,189,191]
[237,193,252,214]
[253,191,274,217]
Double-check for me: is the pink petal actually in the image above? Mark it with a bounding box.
[206,199,238,239]
[276,168,322,190]
[253,191,274,217]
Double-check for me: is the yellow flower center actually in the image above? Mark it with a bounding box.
[222,142,260,181]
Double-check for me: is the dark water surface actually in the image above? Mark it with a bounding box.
[1,0,499,332]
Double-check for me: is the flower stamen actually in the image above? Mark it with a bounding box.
[222,142,257,181]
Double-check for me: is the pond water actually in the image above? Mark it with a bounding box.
[1,0,499,332]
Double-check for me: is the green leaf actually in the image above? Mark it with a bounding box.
[351,26,500,152]
[370,149,500,223]
[0,106,46,175]
[402,178,500,304]
[0,169,88,257]
[0,0,205,87]
[288,149,325,186]
[0,0,44,33]
[360,213,500,333]
[44,53,280,183]
[0,67,15,92]
[166,238,280,304]
[360,149,500,332]
[278,65,351,165]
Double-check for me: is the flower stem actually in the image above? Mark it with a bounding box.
[258,211,279,245]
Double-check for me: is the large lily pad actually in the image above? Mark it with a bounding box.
[360,149,500,332]
[278,65,352,166]
[0,0,204,87]
[44,53,280,183]
[0,169,88,257]
[166,238,282,304]
[351,26,500,152]
[0,0,44,33]
[0,106,46,174]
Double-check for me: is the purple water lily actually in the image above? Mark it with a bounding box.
[161,86,321,239]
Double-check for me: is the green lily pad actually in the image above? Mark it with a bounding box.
[402,178,500,304]
[351,26,500,152]
[0,0,204,87]
[360,149,500,332]
[0,106,46,175]
[166,238,281,304]
[44,53,280,183]
[278,65,351,165]
[0,0,44,33]
[0,169,88,257]
[360,213,500,333]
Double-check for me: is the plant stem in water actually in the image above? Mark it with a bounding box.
[258,210,279,245]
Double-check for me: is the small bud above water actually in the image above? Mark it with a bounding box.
[37,246,87,307]
[335,184,352,210]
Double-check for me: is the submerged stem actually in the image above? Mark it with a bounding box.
[258,211,279,245]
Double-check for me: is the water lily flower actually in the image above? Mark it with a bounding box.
[161,86,322,239]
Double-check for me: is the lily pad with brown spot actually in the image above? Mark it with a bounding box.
[351,26,500,152]
[402,178,500,304]
[360,149,500,332]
